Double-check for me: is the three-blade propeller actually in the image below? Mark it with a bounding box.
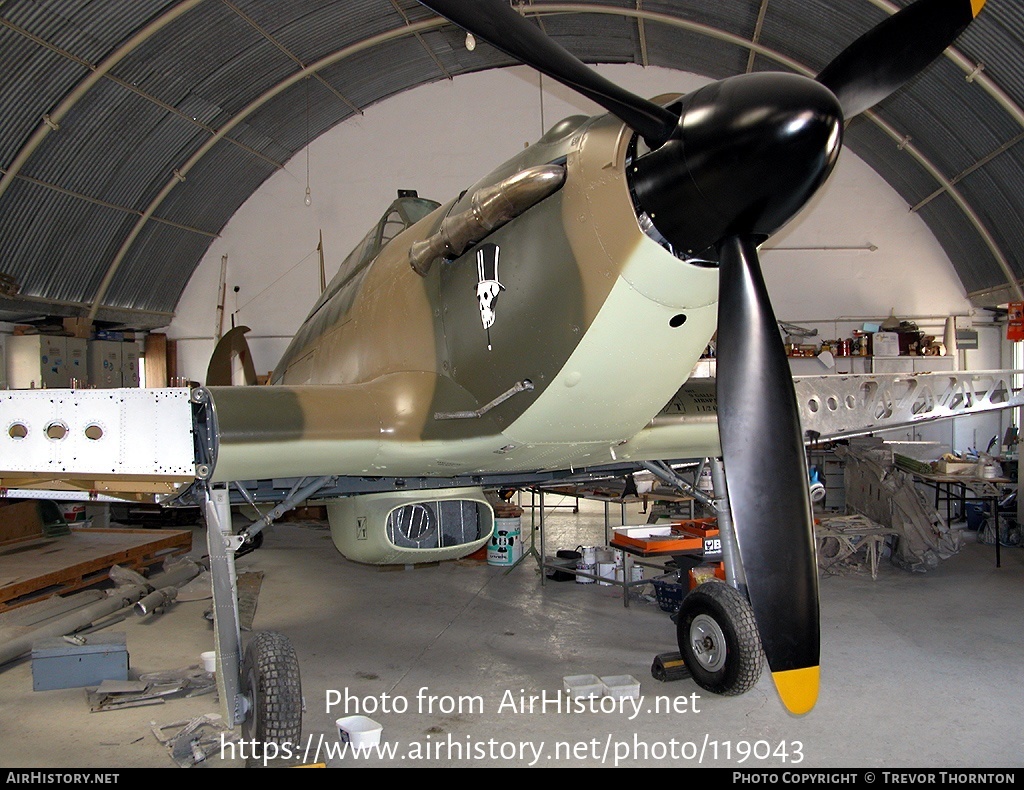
[418,0,986,714]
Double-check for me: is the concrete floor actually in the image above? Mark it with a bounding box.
[0,494,1021,769]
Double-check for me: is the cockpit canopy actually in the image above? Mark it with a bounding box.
[307,194,440,321]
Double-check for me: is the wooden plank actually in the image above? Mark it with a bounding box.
[0,501,44,545]
[0,527,191,612]
[144,332,168,388]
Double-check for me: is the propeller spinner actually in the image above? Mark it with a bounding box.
[419,0,987,714]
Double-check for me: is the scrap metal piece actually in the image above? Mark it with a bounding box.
[0,559,202,668]
[153,714,239,768]
[134,585,180,616]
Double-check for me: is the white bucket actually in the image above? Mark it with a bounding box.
[488,517,523,566]
[579,545,597,564]
[575,561,596,583]
[336,715,383,749]
[200,650,216,674]
[597,561,616,586]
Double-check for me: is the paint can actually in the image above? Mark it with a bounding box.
[575,561,596,583]
[597,561,616,586]
[615,565,645,583]
[578,545,597,564]
[595,547,616,564]
[487,517,523,566]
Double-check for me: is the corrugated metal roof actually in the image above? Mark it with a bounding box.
[0,0,1023,327]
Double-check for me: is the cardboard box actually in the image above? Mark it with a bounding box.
[62,317,92,339]
[937,460,976,475]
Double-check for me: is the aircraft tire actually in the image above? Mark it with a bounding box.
[241,630,303,763]
[676,581,763,696]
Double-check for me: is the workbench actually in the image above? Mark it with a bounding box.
[910,471,1011,567]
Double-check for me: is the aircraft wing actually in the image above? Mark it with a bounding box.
[629,369,1024,451]
[1,369,1019,505]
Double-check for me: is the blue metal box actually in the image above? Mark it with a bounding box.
[31,632,128,691]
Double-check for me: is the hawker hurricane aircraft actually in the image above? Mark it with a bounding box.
[0,0,996,746]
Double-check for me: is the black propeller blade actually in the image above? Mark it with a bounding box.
[418,0,678,147]
[715,236,819,714]
[817,0,986,118]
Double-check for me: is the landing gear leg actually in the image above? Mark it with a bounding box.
[203,483,303,760]
[675,459,764,695]
[205,484,246,726]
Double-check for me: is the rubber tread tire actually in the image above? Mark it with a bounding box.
[676,581,763,696]
[241,631,303,747]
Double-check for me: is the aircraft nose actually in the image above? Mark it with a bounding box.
[630,72,843,257]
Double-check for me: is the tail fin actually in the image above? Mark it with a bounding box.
[207,325,257,386]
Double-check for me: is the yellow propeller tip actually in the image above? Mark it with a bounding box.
[971,0,986,18]
[772,666,820,715]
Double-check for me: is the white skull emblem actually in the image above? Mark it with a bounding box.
[477,279,502,330]
[475,244,504,332]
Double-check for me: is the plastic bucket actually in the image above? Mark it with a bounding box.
[336,715,383,748]
[488,517,523,566]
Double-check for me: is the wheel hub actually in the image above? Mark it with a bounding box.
[689,614,727,673]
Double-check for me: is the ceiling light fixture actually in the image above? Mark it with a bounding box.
[465,32,476,51]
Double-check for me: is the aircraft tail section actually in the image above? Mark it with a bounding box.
[206,325,257,386]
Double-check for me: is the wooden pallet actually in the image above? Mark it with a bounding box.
[0,527,192,613]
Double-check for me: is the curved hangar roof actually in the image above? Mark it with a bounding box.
[1,0,1023,330]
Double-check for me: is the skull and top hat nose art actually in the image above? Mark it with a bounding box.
[475,243,504,349]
